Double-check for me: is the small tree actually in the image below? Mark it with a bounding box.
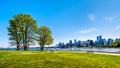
[112,40,120,47]
[37,26,53,51]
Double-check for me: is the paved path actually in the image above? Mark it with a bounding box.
[84,51,120,56]
[65,51,120,56]
[93,52,120,56]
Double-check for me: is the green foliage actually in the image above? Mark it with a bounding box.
[8,13,37,50]
[0,51,120,68]
[112,40,120,47]
[37,26,53,51]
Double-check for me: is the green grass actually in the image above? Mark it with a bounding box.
[0,50,120,68]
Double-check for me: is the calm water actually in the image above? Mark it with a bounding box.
[1,47,120,52]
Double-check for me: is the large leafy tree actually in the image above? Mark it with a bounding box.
[8,14,37,50]
[8,19,22,50]
[37,26,53,51]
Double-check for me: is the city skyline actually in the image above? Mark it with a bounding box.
[1,0,120,47]
[57,35,117,47]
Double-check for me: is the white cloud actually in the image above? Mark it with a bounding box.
[105,16,116,22]
[79,28,97,34]
[88,14,95,21]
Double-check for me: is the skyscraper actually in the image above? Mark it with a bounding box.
[69,40,72,47]
[97,35,102,45]
[74,39,77,46]
[102,39,107,46]
[77,40,81,47]
[107,38,114,46]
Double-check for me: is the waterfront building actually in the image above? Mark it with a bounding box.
[81,41,85,46]
[74,39,77,46]
[107,38,114,46]
[102,39,107,46]
[86,40,94,46]
[69,40,72,47]
[57,35,116,48]
[58,42,62,47]
[66,43,69,48]
[77,40,81,47]
[96,35,103,45]
[94,41,97,46]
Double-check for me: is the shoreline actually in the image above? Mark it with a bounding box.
[0,50,120,56]
[64,50,120,56]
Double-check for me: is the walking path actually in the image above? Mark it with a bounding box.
[93,52,120,56]
[66,50,120,56]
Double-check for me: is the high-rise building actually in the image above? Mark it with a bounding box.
[102,39,107,46]
[74,39,77,46]
[58,42,62,47]
[81,41,85,46]
[69,40,72,47]
[86,40,94,46]
[107,38,114,46]
[66,43,69,48]
[77,40,81,47]
[97,35,102,45]
[94,41,97,46]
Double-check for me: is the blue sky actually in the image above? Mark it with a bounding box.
[1,0,120,47]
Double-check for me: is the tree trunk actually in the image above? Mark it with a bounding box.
[16,45,20,50]
[24,45,28,50]
[40,46,44,51]
[16,41,20,50]
[24,23,28,51]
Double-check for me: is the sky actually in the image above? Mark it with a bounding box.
[1,0,120,47]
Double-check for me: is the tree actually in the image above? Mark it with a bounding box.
[8,19,22,50]
[112,40,120,47]
[8,13,37,50]
[37,26,53,51]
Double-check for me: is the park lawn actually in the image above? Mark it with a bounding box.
[0,50,120,68]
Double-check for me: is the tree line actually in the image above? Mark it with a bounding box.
[8,13,53,51]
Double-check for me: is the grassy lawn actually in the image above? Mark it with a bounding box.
[0,50,120,68]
